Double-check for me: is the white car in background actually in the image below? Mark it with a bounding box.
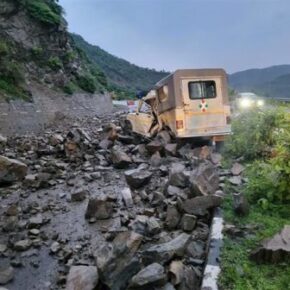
[237,92,265,109]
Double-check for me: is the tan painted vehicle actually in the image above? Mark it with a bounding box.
[126,69,231,144]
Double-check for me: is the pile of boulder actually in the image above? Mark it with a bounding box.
[0,113,224,290]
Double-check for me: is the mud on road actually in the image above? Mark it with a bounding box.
[0,112,226,290]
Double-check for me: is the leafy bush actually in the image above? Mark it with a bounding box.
[20,0,63,26]
[0,41,9,56]
[76,74,96,93]
[90,66,107,87]
[31,46,43,58]
[224,109,285,160]
[63,82,75,95]
[47,56,63,71]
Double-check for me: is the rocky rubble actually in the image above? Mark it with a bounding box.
[0,112,224,290]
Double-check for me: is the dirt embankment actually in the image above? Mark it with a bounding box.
[0,112,225,290]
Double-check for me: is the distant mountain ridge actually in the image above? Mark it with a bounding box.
[71,33,169,98]
[229,65,290,98]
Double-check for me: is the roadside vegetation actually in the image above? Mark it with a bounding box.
[220,106,290,290]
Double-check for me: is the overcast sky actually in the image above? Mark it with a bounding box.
[59,0,290,74]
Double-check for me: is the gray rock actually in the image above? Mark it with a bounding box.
[186,240,205,259]
[150,151,162,167]
[165,144,177,156]
[28,214,43,228]
[146,140,164,154]
[14,239,31,251]
[157,282,176,290]
[0,156,28,185]
[85,196,114,220]
[121,187,134,208]
[181,214,197,232]
[165,205,181,230]
[71,189,88,202]
[182,195,223,216]
[231,162,245,176]
[0,266,14,285]
[111,149,132,169]
[250,225,290,263]
[178,265,199,290]
[168,163,189,188]
[189,162,219,196]
[50,241,61,253]
[228,175,242,185]
[147,217,162,236]
[94,231,143,290]
[125,168,152,189]
[157,131,172,144]
[65,266,99,290]
[129,263,166,288]
[142,233,191,264]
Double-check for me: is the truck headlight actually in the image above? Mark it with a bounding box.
[257,100,264,106]
[240,98,251,108]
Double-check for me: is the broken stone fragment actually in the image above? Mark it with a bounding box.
[0,155,28,185]
[147,217,162,236]
[165,143,177,157]
[94,231,143,290]
[65,266,99,290]
[210,152,222,164]
[129,263,166,288]
[111,149,132,169]
[99,139,113,150]
[71,189,88,202]
[228,175,242,185]
[0,265,14,285]
[50,241,61,254]
[182,195,223,216]
[181,214,197,232]
[125,168,152,189]
[28,214,44,228]
[142,233,191,265]
[146,140,164,154]
[150,151,162,167]
[189,162,219,196]
[169,260,184,285]
[168,163,189,188]
[14,239,32,251]
[157,130,172,144]
[178,265,199,290]
[165,205,181,230]
[85,196,114,220]
[121,187,134,208]
[231,162,245,176]
[250,225,290,264]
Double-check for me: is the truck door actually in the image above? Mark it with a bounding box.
[181,78,228,136]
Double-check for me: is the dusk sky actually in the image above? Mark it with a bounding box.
[59,0,290,74]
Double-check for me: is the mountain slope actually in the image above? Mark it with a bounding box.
[71,33,169,95]
[0,0,107,100]
[229,65,290,97]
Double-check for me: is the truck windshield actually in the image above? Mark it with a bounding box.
[188,81,216,99]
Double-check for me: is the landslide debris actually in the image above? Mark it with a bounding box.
[0,112,224,290]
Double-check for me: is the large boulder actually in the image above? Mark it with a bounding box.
[189,162,219,196]
[142,233,191,265]
[146,140,164,154]
[250,225,290,264]
[65,266,99,290]
[111,149,132,169]
[129,263,166,288]
[94,231,143,290]
[168,163,189,188]
[0,156,28,185]
[0,265,14,285]
[182,195,223,216]
[125,168,152,189]
[85,196,114,220]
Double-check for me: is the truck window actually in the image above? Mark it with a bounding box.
[188,81,216,99]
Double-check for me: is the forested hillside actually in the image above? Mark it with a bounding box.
[71,34,169,98]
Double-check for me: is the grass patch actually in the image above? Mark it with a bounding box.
[220,196,290,290]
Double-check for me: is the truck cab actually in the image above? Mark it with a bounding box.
[127,69,231,143]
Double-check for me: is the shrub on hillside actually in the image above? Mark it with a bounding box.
[47,56,63,71]
[19,0,63,26]
[76,74,96,93]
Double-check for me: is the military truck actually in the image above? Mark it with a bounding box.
[126,69,231,145]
